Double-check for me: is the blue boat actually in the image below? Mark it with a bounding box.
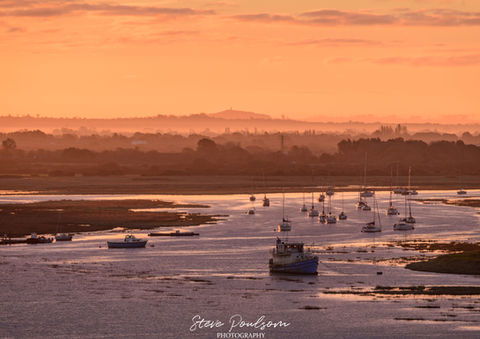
[107,234,147,248]
[269,239,318,275]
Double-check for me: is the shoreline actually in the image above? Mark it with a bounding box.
[1,175,480,195]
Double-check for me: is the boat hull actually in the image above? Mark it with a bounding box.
[269,257,318,275]
[107,240,147,248]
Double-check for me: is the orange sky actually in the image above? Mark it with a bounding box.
[1,0,479,122]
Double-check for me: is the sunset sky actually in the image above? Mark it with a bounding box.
[1,0,479,122]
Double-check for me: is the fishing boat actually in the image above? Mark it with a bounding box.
[362,197,381,233]
[107,234,147,248]
[26,233,53,244]
[270,198,318,274]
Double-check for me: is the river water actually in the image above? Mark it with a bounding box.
[1,190,480,338]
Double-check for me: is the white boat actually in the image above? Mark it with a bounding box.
[326,213,337,224]
[55,233,73,241]
[362,197,381,233]
[386,169,400,216]
[308,176,318,217]
[395,194,416,229]
[360,153,375,198]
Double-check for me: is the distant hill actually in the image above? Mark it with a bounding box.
[208,109,271,120]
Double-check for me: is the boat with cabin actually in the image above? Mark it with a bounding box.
[107,234,147,248]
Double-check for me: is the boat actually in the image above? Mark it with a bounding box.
[338,193,347,220]
[457,189,467,195]
[107,234,147,248]
[247,208,255,215]
[26,233,53,244]
[361,197,382,233]
[326,187,334,196]
[362,203,371,211]
[269,200,318,274]
[318,211,326,223]
[300,192,308,212]
[1,235,27,245]
[308,175,319,217]
[55,233,73,241]
[318,193,325,202]
[148,230,199,236]
[262,173,270,206]
[360,153,375,198]
[277,193,292,232]
[323,194,336,224]
[249,195,256,202]
[393,222,414,231]
[356,199,368,210]
[386,169,400,216]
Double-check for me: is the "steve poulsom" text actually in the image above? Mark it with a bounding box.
[190,314,291,333]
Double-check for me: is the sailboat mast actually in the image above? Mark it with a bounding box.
[363,152,368,189]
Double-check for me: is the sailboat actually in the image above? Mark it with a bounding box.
[386,168,400,216]
[394,195,415,230]
[270,194,318,274]
[457,170,467,195]
[262,173,270,207]
[338,192,347,220]
[300,192,308,212]
[362,197,382,233]
[319,197,327,223]
[360,153,375,198]
[324,194,337,224]
[393,163,406,194]
[249,177,256,201]
[308,175,319,217]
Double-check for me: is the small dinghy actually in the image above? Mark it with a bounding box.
[107,234,147,248]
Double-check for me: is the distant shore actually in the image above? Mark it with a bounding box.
[1,175,480,195]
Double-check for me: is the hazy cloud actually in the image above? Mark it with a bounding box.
[369,54,480,66]
[287,38,383,47]
[231,8,480,26]
[0,3,215,17]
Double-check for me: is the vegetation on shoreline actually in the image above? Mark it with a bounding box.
[0,199,218,237]
[406,251,480,275]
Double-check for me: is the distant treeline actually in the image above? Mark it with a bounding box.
[0,137,479,176]
[1,126,480,155]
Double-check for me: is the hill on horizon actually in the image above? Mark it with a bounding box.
[207,109,271,120]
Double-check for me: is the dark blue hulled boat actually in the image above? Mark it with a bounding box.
[269,239,318,274]
[107,234,147,248]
